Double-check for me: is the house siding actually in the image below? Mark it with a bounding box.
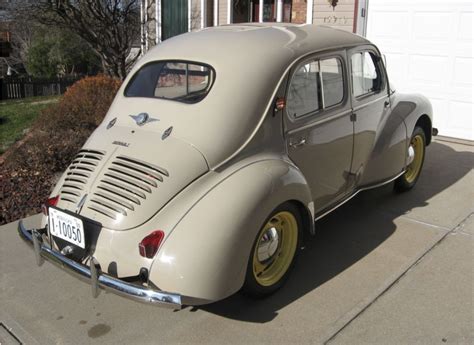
[313,0,356,32]
[141,0,357,50]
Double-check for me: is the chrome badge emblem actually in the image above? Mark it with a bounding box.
[130,112,159,126]
[106,117,117,129]
[162,126,173,140]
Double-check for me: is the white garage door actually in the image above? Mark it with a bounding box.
[366,0,473,140]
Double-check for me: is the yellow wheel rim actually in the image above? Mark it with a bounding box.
[405,134,424,183]
[252,211,298,287]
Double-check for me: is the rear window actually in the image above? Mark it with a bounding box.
[125,61,215,103]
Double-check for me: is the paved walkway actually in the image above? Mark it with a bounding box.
[1,139,473,344]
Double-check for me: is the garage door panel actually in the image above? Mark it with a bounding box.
[369,11,409,39]
[453,57,473,86]
[367,0,473,141]
[445,102,473,140]
[384,53,407,88]
[458,13,473,41]
[409,55,449,85]
[413,12,453,40]
[431,98,449,136]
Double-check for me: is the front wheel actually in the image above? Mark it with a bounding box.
[242,202,301,297]
[394,126,426,192]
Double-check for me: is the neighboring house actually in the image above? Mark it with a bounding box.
[141,0,361,50]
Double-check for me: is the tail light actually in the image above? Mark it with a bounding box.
[139,230,165,258]
[42,195,59,216]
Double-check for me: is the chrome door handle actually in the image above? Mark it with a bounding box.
[289,138,306,148]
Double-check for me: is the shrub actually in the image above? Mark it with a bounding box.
[0,75,121,224]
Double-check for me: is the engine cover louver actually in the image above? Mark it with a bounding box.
[59,149,105,204]
[87,156,169,220]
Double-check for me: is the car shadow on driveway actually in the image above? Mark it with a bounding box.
[200,141,474,323]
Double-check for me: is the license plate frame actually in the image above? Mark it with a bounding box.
[47,206,102,261]
[49,207,86,248]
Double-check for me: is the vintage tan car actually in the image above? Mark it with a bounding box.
[19,23,435,309]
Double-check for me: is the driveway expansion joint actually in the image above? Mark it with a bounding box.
[323,211,474,344]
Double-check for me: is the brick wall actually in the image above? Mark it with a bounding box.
[292,0,307,24]
[191,0,201,31]
[218,0,227,25]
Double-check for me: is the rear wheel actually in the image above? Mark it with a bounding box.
[394,126,426,192]
[243,202,301,297]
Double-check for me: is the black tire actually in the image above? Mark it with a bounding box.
[242,202,302,298]
[394,126,426,193]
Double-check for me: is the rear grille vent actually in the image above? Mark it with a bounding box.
[59,149,105,204]
[87,156,168,220]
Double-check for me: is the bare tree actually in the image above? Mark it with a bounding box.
[22,0,143,79]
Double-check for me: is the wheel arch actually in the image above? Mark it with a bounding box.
[415,114,432,145]
[288,199,315,242]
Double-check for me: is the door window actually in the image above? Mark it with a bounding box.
[321,58,344,108]
[287,57,344,118]
[287,61,321,118]
[351,52,382,97]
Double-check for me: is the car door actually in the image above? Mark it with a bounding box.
[348,46,402,186]
[285,51,355,213]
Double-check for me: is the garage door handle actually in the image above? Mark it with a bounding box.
[290,138,306,148]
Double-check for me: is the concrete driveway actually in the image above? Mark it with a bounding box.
[1,140,473,344]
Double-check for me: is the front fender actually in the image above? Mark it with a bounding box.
[393,93,433,143]
[148,159,312,304]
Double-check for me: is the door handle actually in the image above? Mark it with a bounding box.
[289,138,306,148]
[384,100,390,108]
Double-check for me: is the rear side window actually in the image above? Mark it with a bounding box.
[125,61,215,103]
[287,57,344,118]
[351,52,382,97]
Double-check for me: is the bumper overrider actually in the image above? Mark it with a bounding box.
[18,220,183,309]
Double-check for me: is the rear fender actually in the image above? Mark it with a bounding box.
[148,159,312,303]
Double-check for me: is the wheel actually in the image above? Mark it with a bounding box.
[394,126,426,192]
[243,202,301,297]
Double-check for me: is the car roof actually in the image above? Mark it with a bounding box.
[142,23,371,68]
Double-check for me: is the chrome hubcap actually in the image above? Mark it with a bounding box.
[407,145,415,165]
[257,227,280,262]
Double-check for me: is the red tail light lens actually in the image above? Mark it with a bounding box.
[139,230,165,258]
[42,195,59,216]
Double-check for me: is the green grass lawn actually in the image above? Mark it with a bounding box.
[0,95,60,154]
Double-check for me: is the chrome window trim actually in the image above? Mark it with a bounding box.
[349,46,388,104]
[352,95,388,112]
[287,108,353,135]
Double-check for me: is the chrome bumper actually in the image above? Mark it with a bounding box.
[18,220,182,309]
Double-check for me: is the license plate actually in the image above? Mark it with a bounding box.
[48,208,85,249]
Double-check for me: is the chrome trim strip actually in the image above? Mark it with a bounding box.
[18,222,182,309]
[352,95,388,111]
[314,171,405,221]
[287,109,352,135]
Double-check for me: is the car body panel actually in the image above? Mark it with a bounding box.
[50,125,209,231]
